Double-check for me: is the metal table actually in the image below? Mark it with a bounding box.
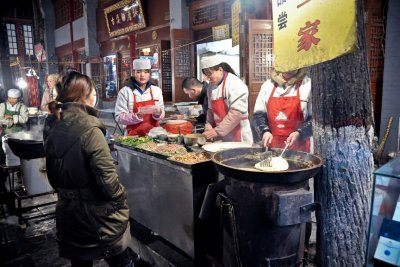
[114,144,218,260]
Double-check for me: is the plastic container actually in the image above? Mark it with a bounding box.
[138,105,160,114]
[163,120,193,135]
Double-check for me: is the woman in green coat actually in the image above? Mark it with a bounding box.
[43,71,133,267]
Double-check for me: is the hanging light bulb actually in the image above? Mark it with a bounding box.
[123,0,138,11]
[17,78,28,89]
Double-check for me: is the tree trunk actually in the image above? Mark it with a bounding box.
[310,0,375,266]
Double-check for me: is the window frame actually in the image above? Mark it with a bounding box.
[23,25,34,56]
[6,23,18,55]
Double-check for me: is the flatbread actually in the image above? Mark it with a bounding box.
[254,157,289,172]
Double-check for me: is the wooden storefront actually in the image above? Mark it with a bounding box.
[97,0,172,102]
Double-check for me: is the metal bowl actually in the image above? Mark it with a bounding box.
[6,131,45,159]
[183,134,207,146]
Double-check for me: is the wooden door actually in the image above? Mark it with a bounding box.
[170,29,194,103]
[248,19,273,116]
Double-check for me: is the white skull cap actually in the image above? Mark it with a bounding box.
[133,59,151,70]
[201,55,223,69]
[7,89,21,98]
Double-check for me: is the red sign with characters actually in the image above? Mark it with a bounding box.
[104,0,146,38]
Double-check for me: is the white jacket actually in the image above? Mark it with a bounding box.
[206,73,253,143]
[0,101,29,128]
[253,76,312,119]
[115,84,165,128]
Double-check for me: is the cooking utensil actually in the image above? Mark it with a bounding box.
[177,126,183,144]
[211,147,323,183]
[6,131,45,159]
[167,133,179,142]
[279,141,290,157]
[259,146,273,167]
[183,134,207,146]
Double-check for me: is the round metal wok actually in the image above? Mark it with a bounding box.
[6,131,45,159]
[211,147,323,184]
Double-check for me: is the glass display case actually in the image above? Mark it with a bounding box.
[366,156,400,267]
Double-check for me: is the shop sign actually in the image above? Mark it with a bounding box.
[231,0,241,47]
[213,24,230,41]
[272,0,357,72]
[231,0,240,47]
[104,0,146,38]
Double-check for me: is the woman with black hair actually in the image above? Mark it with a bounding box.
[43,71,133,267]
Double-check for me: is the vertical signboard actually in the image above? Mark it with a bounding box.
[272,0,357,72]
[232,0,241,47]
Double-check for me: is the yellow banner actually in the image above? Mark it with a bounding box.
[272,0,357,72]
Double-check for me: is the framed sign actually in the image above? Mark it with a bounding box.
[104,0,146,38]
[213,24,230,41]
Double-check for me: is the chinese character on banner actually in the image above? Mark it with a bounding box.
[278,12,288,30]
[277,0,286,7]
[272,0,357,72]
[297,19,320,52]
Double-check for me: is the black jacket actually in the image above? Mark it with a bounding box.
[43,103,129,259]
[196,82,209,124]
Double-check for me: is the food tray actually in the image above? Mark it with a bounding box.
[167,152,211,167]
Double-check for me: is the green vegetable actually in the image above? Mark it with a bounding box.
[113,136,153,147]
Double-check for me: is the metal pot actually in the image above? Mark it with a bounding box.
[211,147,323,184]
[183,134,207,146]
[6,131,45,160]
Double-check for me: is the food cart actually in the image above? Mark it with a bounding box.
[113,140,218,263]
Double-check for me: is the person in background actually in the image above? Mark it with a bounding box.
[181,77,210,124]
[41,73,60,112]
[200,54,253,142]
[0,89,28,134]
[0,88,28,193]
[115,59,165,136]
[0,85,6,103]
[252,68,311,152]
[43,71,133,267]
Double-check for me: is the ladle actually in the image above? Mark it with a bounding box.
[279,141,290,157]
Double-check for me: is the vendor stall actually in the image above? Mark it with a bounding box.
[113,142,218,261]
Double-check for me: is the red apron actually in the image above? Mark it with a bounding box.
[266,82,310,152]
[126,88,159,136]
[211,72,242,142]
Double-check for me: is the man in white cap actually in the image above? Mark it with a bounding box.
[0,88,28,167]
[200,54,253,142]
[0,88,29,134]
[115,58,165,136]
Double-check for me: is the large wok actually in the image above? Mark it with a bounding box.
[6,131,45,159]
[211,147,323,184]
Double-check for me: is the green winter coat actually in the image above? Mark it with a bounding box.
[43,102,130,260]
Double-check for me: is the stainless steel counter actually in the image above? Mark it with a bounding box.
[114,145,218,259]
